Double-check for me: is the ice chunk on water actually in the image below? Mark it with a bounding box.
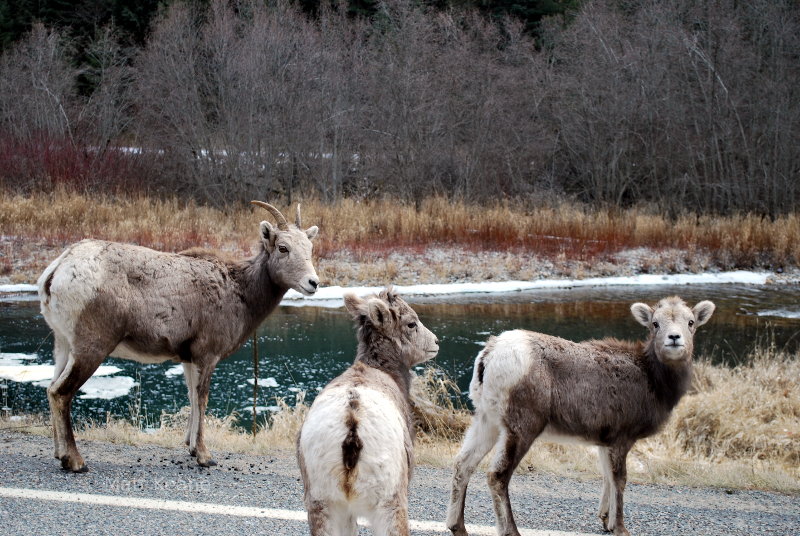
[77,376,138,399]
[246,377,278,388]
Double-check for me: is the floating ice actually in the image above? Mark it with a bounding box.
[165,365,184,377]
[246,377,278,388]
[246,405,281,414]
[0,364,123,383]
[0,353,38,366]
[77,376,138,399]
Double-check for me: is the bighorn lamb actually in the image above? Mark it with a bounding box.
[37,201,319,472]
[447,296,715,536]
[297,288,439,536]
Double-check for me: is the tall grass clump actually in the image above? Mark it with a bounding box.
[3,191,800,275]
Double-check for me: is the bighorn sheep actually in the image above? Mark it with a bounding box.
[297,287,439,536]
[37,201,319,472]
[447,296,715,536]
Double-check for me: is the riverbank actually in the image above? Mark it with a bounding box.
[2,191,800,287]
[2,191,799,494]
[3,344,798,494]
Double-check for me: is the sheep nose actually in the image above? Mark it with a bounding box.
[668,334,681,342]
[434,336,440,345]
[309,278,319,290]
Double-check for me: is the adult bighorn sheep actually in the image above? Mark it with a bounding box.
[447,296,715,536]
[297,287,439,535]
[37,201,319,472]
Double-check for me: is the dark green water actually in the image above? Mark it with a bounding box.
[2,284,799,430]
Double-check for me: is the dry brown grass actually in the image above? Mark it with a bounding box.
[2,191,800,285]
[3,351,797,492]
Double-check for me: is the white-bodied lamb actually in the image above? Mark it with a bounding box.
[297,287,439,535]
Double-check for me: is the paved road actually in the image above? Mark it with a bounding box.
[0,430,797,535]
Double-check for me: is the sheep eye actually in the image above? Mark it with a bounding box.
[688,320,694,327]
[278,245,289,254]
[407,322,417,329]
[652,321,659,329]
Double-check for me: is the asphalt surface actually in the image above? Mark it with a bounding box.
[0,429,797,535]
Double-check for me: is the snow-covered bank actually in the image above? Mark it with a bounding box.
[2,270,773,308]
[0,284,37,293]
[281,270,772,307]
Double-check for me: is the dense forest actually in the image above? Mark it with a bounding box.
[0,0,798,216]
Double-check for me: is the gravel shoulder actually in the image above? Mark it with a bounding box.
[2,429,797,536]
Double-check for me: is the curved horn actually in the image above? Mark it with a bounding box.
[251,201,288,230]
[295,204,302,227]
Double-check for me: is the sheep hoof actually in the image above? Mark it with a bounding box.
[197,458,217,468]
[60,455,88,473]
[600,513,610,532]
[447,523,468,536]
[189,448,197,457]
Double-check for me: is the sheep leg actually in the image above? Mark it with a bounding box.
[486,421,543,536]
[182,362,198,451]
[598,446,614,530]
[305,499,355,536]
[447,413,499,535]
[49,334,70,459]
[371,494,409,536]
[190,364,217,467]
[47,350,106,472]
[606,443,633,536]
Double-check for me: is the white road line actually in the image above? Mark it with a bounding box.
[0,486,591,536]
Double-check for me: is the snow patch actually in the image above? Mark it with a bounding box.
[756,309,800,319]
[0,284,37,293]
[281,270,771,307]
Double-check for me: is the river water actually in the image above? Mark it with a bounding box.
[1,283,799,430]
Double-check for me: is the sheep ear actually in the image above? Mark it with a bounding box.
[630,303,653,327]
[305,225,319,240]
[260,221,276,251]
[343,293,365,318]
[367,298,390,326]
[692,301,715,327]
[381,285,398,305]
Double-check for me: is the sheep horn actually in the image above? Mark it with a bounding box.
[251,201,288,230]
[295,204,302,227]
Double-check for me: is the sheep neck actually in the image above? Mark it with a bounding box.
[640,339,693,410]
[232,247,287,330]
[355,323,412,396]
